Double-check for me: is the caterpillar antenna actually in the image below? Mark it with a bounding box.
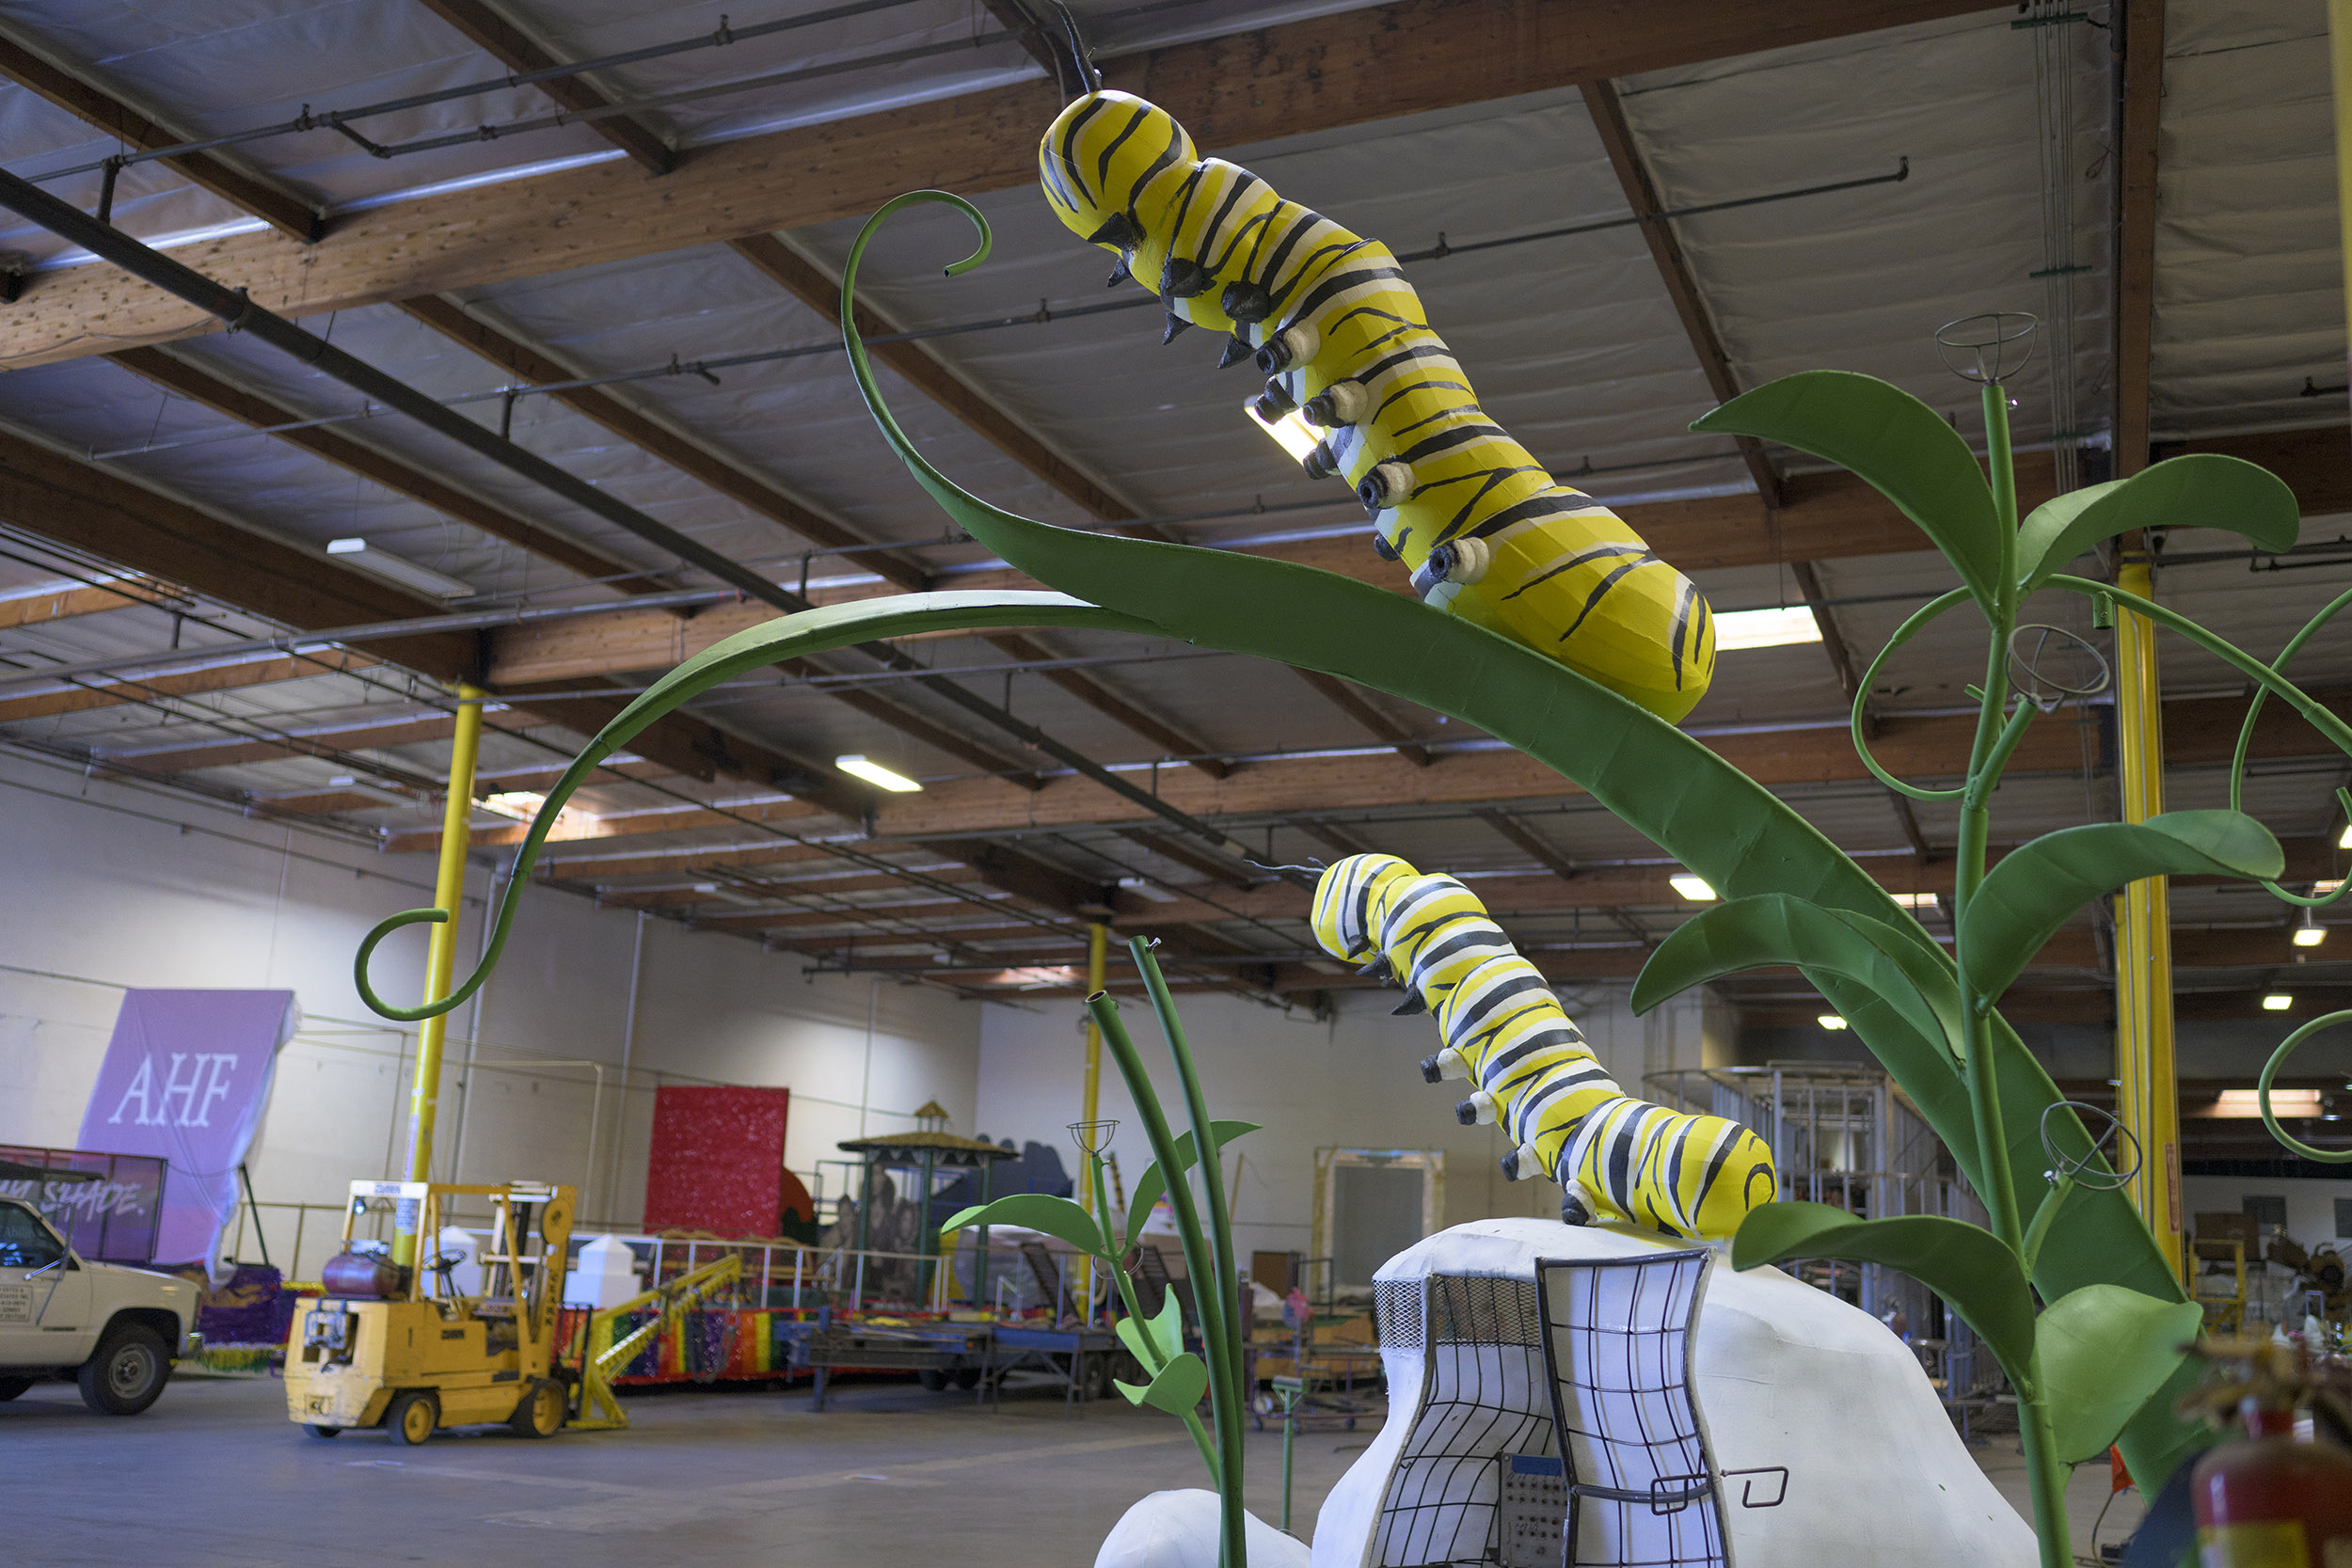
[1046,0,1101,95]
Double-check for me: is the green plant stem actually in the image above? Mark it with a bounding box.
[1966,379,2069,1568]
[1093,1147,1218,1478]
[1132,940,1247,1399]
[1092,1148,1220,1478]
[1090,993,1248,1568]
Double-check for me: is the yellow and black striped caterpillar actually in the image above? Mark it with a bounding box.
[1310,853,1774,1241]
[1039,89,1715,722]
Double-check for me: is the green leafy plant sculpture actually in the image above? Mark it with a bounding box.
[1635,331,2313,1566]
[349,199,2351,1568]
[941,938,1256,1566]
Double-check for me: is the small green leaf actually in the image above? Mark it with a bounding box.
[1961,812,2282,1000]
[938,1192,1106,1257]
[1633,895,1963,1059]
[1125,1120,1259,1248]
[1115,1289,1185,1368]
[2017,454,2299,594]
[1115,1348,1208,1415]
[2034,1285,2204,1462]
[1733,1202,2035,1381]
[1693,371,2002,612]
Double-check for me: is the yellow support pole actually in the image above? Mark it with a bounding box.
[2335,0,2352,387]
[2111,560,2182,1278]
[392,683,487,1266]
[1078,922,1108,1320]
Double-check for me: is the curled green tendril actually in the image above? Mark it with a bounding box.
[2258,1009,2352,1164]
[1851,586,1973,801]
[349,592,1153,1022]
[2225,584,2352,908]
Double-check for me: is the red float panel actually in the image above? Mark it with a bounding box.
[642,1085,790,1237]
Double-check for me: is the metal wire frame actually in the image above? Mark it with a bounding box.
[1368,1274,1560,1567]
[1535,1251,1726,1568]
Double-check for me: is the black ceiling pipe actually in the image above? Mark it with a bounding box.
[0,166,1290,879]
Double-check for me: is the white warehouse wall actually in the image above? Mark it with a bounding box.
[975,977,1725,1269]
[0,750,980,1273]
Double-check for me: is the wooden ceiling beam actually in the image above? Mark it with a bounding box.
[0,0,1996,364]
[1580,78,1781,509]
[0,576,186,630]
[0,28,318,242]
[476,460,2058,687]
[0,427,869,816]
[411,0,674,175]
[0,648,378,725]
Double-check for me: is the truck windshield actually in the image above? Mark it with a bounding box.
[0,1202,67,1269]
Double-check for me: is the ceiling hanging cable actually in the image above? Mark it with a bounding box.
[2030,0,2086,493]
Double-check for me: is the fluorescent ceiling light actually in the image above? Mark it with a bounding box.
[1818,1014,1848,1031]
[2210,1087,2320,1118]
[1712,605,1822,652]
[836,754,922,793]
[1669,874,1717,901]
[326,538,476,598]
[691,883,765,907]
[2262,993,2294,1012]
[1889,893,1940,911]
[1245,401,1323,463]
[2315,879,2344,895]
[2340,825,2352,849]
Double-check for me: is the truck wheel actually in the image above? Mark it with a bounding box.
[955,1366,982,1390]
[307,1424,343,1439]
[386,1389,438,1446]
[916,1368,949,1392]
[508,1378,564,1439]
[0,1376,34,1401]
[77,1323,169,1416]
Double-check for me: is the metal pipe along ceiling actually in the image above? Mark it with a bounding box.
[0,165,1281,875]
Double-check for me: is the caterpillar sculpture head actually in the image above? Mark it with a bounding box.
[1040,90,1200,300]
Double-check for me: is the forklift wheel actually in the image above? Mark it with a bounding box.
[386,1390,438,1446]
[509,1378,565,1439]
[306,1424,342,1439]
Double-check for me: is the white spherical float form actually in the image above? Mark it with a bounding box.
[1303,1217,2032,1568]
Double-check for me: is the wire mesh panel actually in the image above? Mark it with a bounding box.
[1371,1274,1560,1566]
[1535,1251,1724,1568]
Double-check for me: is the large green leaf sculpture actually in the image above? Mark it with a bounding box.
[1959,813,2283,1000]
[1127,1120,1260,1247]
[1733,1201,2037,1376]
[2016,453,2299,593]
[1632,895,1964,1059]
[1692,370,2005,612]
[2033,1286,2204,1464]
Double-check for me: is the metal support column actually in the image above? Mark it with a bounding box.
[2112,555,2183,1276]
[1076,923,1108,1322]
[392,683,485,1267]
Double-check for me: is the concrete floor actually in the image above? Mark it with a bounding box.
[6,1373,2144,1566]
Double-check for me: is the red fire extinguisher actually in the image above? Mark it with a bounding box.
[2191,1391,2352,1565]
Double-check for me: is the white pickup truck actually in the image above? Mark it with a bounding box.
[0,1196,201,1415]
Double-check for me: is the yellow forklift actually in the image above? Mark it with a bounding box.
[286,1179,574,1443]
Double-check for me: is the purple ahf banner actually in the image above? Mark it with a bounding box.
[76,990,299,1279]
